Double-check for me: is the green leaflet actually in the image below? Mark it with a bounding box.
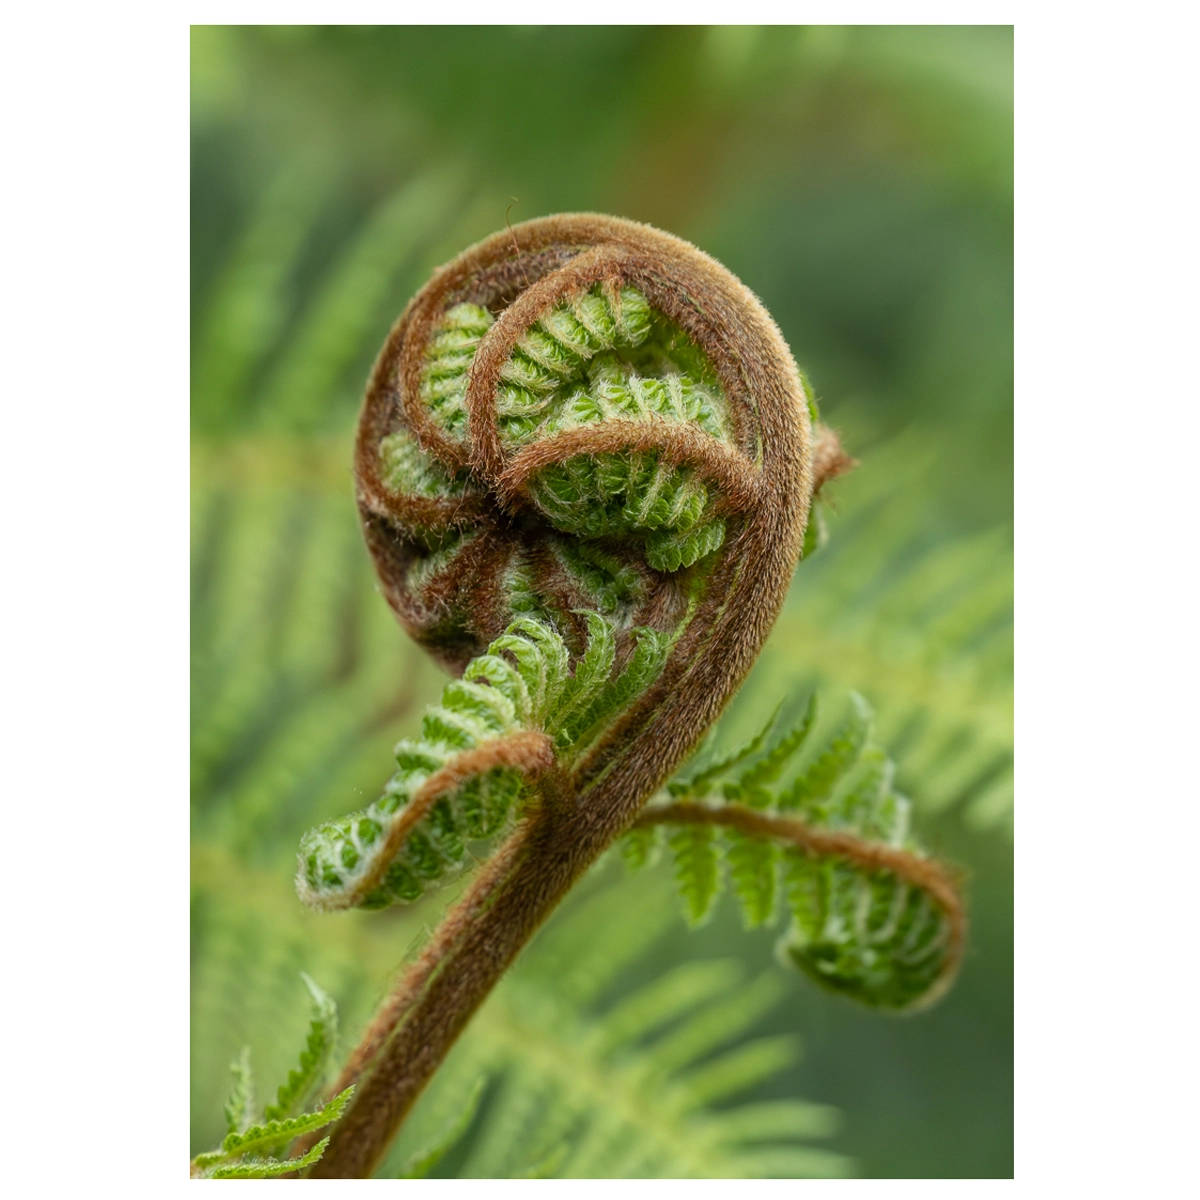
[193,1091,353,1176]
[670,702,783,796]
[417,285,735,574]
[642,693,957,1010]
[561,625,674,752]
[192,976,351,1179]
[669,823,720,927]
[378,426,470,506]
[726,832,778,928]
[208,1138,332,1179]
[262,972,337,1123]
[737,694,820,796]
[223,1046,253,1136]
[297,612,670,912]
[779,692,872,814]
[620,823,662,871]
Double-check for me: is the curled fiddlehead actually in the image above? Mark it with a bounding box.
[300,214,834,918]
[297,214,893,1176]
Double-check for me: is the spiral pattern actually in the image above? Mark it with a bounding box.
[354,214,811,680]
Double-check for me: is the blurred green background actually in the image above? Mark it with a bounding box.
[191,25,1012,1178]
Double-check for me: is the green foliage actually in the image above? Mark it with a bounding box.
[764,436,1013,834]
[296,612,670,912]
[636,694,957,1011]
[191,976,352,1178]
[669,823,721,926]
[417,286,733,572]
[399,1078,486,1178]
[206,1139,332,1179]
[263,972,337,1122]
[223,1045,253,1135]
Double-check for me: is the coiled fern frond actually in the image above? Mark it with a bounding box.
[629,693,963,1011]
[297,612,670,912]
[276,213,956,1175]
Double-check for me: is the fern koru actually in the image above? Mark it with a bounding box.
[262,214,962,1177]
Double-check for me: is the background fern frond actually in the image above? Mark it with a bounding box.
[400,1078,486,1178]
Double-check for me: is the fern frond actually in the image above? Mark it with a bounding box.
[192,973,351,1178]
[214,1086,354,1161]
[206,1137,331,1179]
[619,823,662,871]
[670,703,782,796]
[779,692,871,813]
[735,693,820,796]
[725,832,778,927]
[263,972,337,1123]
[223,1046,253,1136]
[296,611,669,912]
[762,433,1013,832]
[632,692,964,1010]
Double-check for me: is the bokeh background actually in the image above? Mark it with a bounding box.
[191,25,1012,1178]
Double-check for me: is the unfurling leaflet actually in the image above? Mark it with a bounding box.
[297,612,670,912]
[629,695,965,1011]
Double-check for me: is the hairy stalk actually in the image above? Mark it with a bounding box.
[303,215,827,1176]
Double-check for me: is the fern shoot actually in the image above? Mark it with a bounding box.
[237,213,967,1177]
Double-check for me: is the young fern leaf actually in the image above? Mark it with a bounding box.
[725,832,779,928]
[192,975,352,1179]
[193,1090,354,1175]
[669,703,783,796]
[207,1138,332,1179]
[778,692,871,813]
[223,1046,253,1136]
[263,972,337,1123]
[635,693,965,1011]
[296,611,668,912]
[620,823,662,870]
[734,693,820,799]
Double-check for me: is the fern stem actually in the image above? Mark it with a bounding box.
[635,800,966,1008]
